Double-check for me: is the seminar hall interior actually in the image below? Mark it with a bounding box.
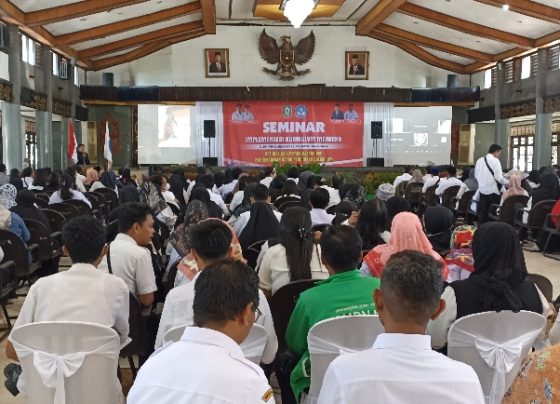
[0,0,560,403]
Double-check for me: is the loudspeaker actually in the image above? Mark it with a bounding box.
[203,120,216,138]
[367,158,385,167]
[202,157,218,167]
[371,121,383,139]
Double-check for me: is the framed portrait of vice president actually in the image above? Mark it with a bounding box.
[345,51,369,80]
[205,48,230,78]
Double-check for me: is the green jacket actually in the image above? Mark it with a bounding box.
[285,270,380,399]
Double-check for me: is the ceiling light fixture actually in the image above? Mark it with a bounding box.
[281,0,318,29]
[502,4,510,11]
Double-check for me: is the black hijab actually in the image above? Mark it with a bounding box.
[119,184,140,203]
[531,172,560,206]
[424,206,454,255]
[189,187,222,218]
[238,201,280,252]
[386,196,411,226]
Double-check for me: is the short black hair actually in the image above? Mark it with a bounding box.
[263,166,275,177]
[78,143,85,148]
[62,216,106,263]
[251,184,269,202]
[311,176,325,187]
[447,166,457,177]
[331,174,344,189]
[232,167,243,180]
[382,250,443,325]
[320,225,362,272]
[188,219,232,261]
[287,166,299,179]
[117,202,152,233]
[488,144,502,154]
[193,259,259,326]
[197,174,214,189]
[22,167,33,177]
[310,188,330,209]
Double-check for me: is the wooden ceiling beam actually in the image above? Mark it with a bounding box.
[25,0,149,26]
[200,0,216,34]
[90,29,206,71]
[397,3,534,49]
[474,0,560,25]
[375,23,495,62]
[370,32,468,73]
[356,0,406,35]
[77,21,204,59]
[464,61,494,74]
[57,1,201,45]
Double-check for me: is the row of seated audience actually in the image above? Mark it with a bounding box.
[0,156,559,403]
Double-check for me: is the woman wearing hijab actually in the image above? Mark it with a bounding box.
[100,171,119,192]
[424,206,454,256]
[9,169,23,191]
[259,207,327,297]
[361,211,448,279]
[0,184,30,242]
[119,184,140,203]
[355,199,390,251]
[530,171,560,206]
[168,168,188,205]
[428,222,550,349]
[408,169,424,184]
[12,190,51,231]
[28,168,49,191]
[189,186,222,219]
[500,174,528,204]
[385,196,412,225]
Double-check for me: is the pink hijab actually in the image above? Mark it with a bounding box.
[502,174,526,200]
[364,211,448,278]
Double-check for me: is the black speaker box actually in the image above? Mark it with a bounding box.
[203,120,216,138]
[202,157,218,167]
[371,121,383,139]
[367,158,385,167]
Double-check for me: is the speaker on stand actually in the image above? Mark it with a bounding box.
[203,120,217,166]
[368,121,384,167]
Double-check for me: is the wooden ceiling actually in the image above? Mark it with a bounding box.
[0,0,559,74]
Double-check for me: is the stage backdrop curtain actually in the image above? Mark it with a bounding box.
[363,103,394,167]
[195,102,224,165]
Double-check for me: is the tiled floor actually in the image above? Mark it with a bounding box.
[0,251,558,403]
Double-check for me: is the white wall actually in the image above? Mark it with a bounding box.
[86,25,468,88]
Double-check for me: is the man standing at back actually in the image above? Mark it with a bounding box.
[128,259,275,403]
[285,226,380,401]
[317,251,484,404]
[474,144,509,224]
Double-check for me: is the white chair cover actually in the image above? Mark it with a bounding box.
[163,323,268,364]
[305,315,384,404]
[11,321,121,404]
[447,311,545,404]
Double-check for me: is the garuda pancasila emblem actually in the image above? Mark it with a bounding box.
[258,29,315,81]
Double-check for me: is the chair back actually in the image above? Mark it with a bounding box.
[62,199,91,216]
[274,196,301,210]
[457,190,476,215]
[34,193,50,203]
[499,195,529,225]
[120,294,151,359]
[41,209,66,232]
[33,195,49,208]
[395,181,408,197]
[278,200,303,213]
[0,229,39,278]
[269,279,318,352]
[93,188,118,211]
[527,273,553,302]
[306,315,384,403]
[163,259,180,298]
[245,239,267,269]
[23,218,62,261]
[447,310,545,404]
[48,203,81,219]
[404,182,423,207]
[163,323,268,365]
[424,184,438,207]
[442,185,461,209]
[526,199,556,229]
[0,260,18,301]
[10,321,121,404]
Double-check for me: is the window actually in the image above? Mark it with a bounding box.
[0,22,7,49]
[74,65,79,86]
[59,57,68,79]
[21,34,35,65]
[510,123,535,172]
[504,60,514,83]
[484,69,492,89]
[521,56,531,79]
[52,52,59,75]
[548,45,560,71]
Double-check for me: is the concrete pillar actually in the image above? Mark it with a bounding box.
[36,48,53,168]
[534,48,552,169]
[495,118,510,167]
[2,25,24,170]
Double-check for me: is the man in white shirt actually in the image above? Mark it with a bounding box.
[309,188,335,226]
[220,167,242,198]
[105,202,157,308]
[5,216,129,394]
[234,184,282,235]
[474,144,509,224]
[155,220,277,363]
[129,259,275,404]
[317,251,484,404]
[312,176,341,209]
[435,166,463,199]
[422,167,441,193]
[259,166,276,188]
[393,167,412,190]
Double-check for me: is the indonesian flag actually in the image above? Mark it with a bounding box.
[68,120,77,163]
[103,121,113,164]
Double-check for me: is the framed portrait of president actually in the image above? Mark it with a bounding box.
[345,51,369,80]
[205,48,230,78]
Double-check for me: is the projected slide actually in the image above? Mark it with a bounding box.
[158,106,191,148]
[391,106,452,166]
[138,104,197,164]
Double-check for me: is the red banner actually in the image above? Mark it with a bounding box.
[223,101,364,167]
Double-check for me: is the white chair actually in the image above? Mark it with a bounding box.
[10,321,122,404]
[163,323,268,364]
[305,315,384,404]
[447,310,546,404]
